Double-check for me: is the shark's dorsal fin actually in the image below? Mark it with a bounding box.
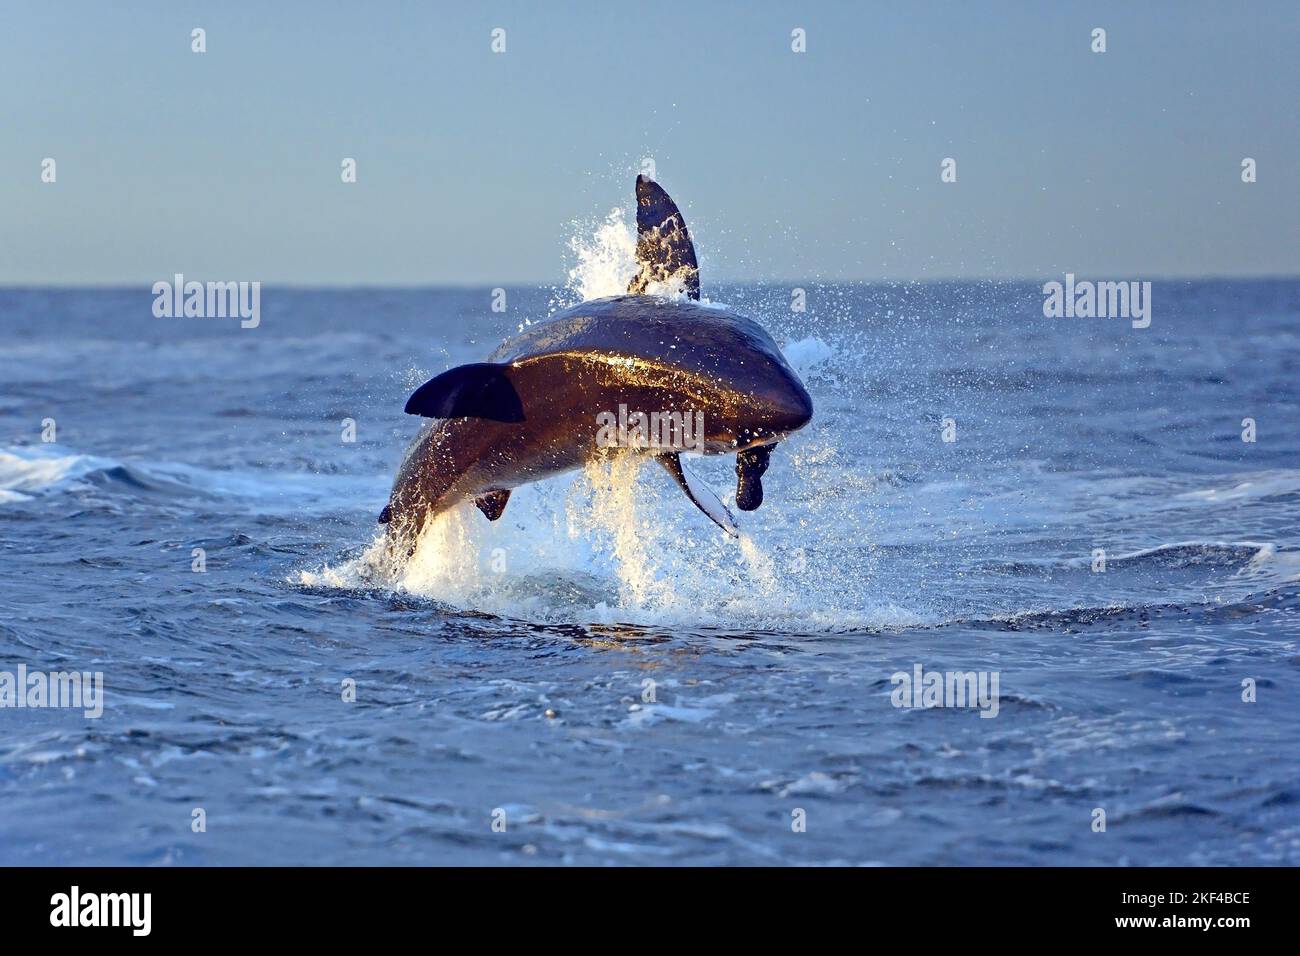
[627,176,700,301]
[658,453,738,537]
[474,489,511,521]
[404,363,525,422]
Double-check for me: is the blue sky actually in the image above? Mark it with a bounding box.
[3,0,1297,284]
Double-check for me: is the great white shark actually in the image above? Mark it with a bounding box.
[380,176,813,548]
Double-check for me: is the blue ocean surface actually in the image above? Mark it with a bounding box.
[0,279,1297,865]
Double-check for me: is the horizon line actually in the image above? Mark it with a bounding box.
[2,273,1299,292]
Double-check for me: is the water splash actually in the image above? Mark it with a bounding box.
[737,533,779,598]
[562,207,638,305]
[293,446,896,629]
[555,206,697,310]
[566,455,675,611]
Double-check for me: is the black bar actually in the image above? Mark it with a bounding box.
[0,866,1280,940]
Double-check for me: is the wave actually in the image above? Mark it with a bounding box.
[1057,540,1296,578]
[0,446,122,500]
[1176,473,1300,504]
[0,444,386,515]
[953,585,1300,634]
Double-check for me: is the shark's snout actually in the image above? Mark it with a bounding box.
[769,375,814,435]
[732,368,814,449]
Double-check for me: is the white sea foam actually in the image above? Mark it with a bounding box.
[0,444,386,515]
[1176,472,1300,503]
[0,446,119,496]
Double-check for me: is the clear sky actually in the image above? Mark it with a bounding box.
[3,0,1297,285]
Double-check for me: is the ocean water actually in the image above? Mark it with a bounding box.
[1,272,1298,865]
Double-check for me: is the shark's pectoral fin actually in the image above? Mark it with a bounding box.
[474,489,511,521]
[378,504,392,524]
[627,176,700,301]
[736,443,774,511]
[404,362,526,422]
[658,453,738,538]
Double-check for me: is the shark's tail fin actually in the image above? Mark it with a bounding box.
[627,175,700,300]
